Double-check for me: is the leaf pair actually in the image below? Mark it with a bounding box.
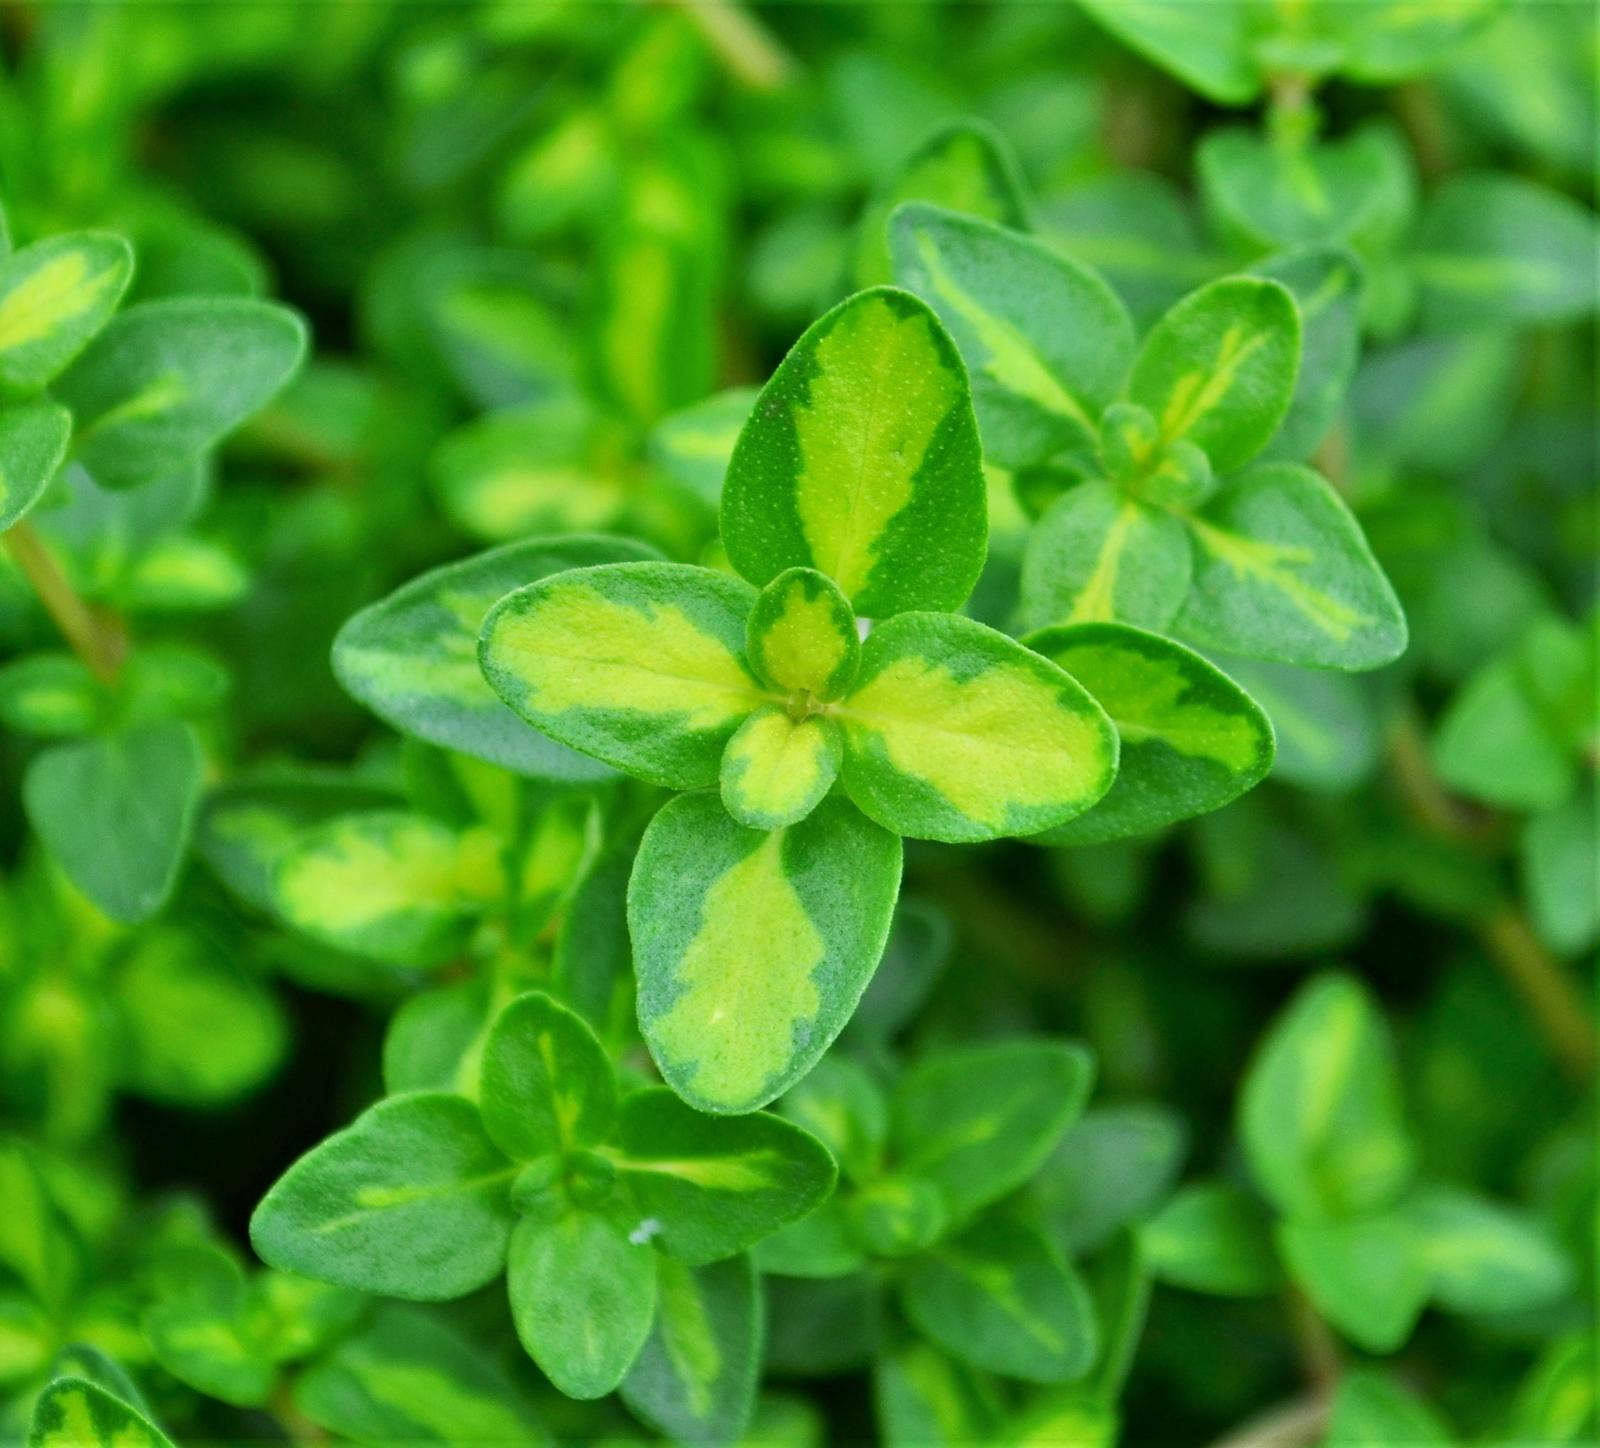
[251,991,834,1401]
[764,1044,1100,1385]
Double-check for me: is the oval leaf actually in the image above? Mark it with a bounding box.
[56,297,308,489]
[1127,276,1300,475]
[1025,622,1274,845]
[835,612,1117,843]
[250,1092,516,1300]
[1020,480,1193,632]
[615,1087,837,1265]
[0,231,133,393]
[720,708,842,831]
[721,287,987,617]
[0,398,72,532]
[630,791,902,1114]
[335,535,655,781]
[1176,462,1407,669]
[621,1254,762,1448]
[479,991,618,1162]
[890,204,1134,469]
[746,567,860,701]
[29,1377,174,1448]
[507,1208,656,1399]
[480,561,764,789]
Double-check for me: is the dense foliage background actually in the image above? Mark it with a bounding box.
[0,3,1594,1445]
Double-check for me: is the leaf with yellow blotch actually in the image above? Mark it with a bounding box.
[1175,463,1407,670]
[834,612,1117,843]
[721,288,987,618]
[630,792,901,1114]
[1026,622,1274,845]
[479,561,766,789]
[1126,276,1300,475]
[0,232,133,393]
[746,567,860,701]
[28,1377,174,1448]
[720,708,843,831]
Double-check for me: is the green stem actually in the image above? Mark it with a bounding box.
[4,521,126,684]
[659,0,796,92]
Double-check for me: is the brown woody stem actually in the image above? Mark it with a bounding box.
[3,521,127,684]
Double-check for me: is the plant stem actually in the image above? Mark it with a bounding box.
[1479,906,1597,1084]
[3,521,126,683]
[1286,1287,1339,1397]
[1388,710,1596,1082]
[661,0,796,92]
[1208,1397,1329,1448]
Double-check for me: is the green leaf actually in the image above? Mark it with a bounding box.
[0,651,101,737]
[250,1092,516,1299]
[23,720,202,923]
[1240,974,1414,1219]
[648,387,759,506]
[112,926,287,1106]
[1249,246,1365,464]
[855,118,1030,288]
[1077,0,1260,104]
[0,1141,78,1311]
[778,1055,890,1185]
[721,287,987,617]
[630,792,901,1114]
[55,298,307,489]
[621,1254,762,1448]
[1140,1182,1281,1297]
[1507,1335,1598,1446]
[1278,1212,1428,1353]
[616,1087,837,1265]
[1128,277,1300,475]
[888,205,1133,470]
[507,1207,656,1398]
[429,397,627,542]
[1199,127,1414,253]
[1433,651,1574,810]
[1025,623,1274,845]
[480,560,763,789]
[1207,652,1380,792]
[28,1377,174,1448]
[143,1249,275,1407]
[1034,1104,1187,1254]
[293,1303,550,1446]
[835,611,1117,843]
[874,1340,1002,1448]
[1405,1188,1573,1316]
[720,708,843,832]
[745,567,860,702]
[892,1039,1094,1222]
[1324,1370,1455,1447]
[1523,789,1600,953]
[1176,462,1407,669]
[271,812,502,967]
[1019,481,1192,631]
[336,535,654,781]
[1332,0,1500,81]
[0,399,71,532]
[478,992,618,1162]
[0,232,133,393]
[1413,174,1600,329]
[902,1215,1098,1383]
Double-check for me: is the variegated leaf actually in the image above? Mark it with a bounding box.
[615,1088,836,1265]
[478,992,618,1162]
[621,1254,762,1448]
[890,204,1133,469]
[1026,623,1274,844]
[855,118,1030,287]
[271,812,505,967]
[0,232,133,393]
[335,535,654,781]
[834,612,1117,843]
[720,708,842,832]
[746,567,860,701]
[721,287,987,617]
[28,1378,173,1448]
[1019,480,1192,632]
[1126,276,1300,475]
[1175,462,1408,669]
[630,792,901,1114]
[480,561,765,788]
